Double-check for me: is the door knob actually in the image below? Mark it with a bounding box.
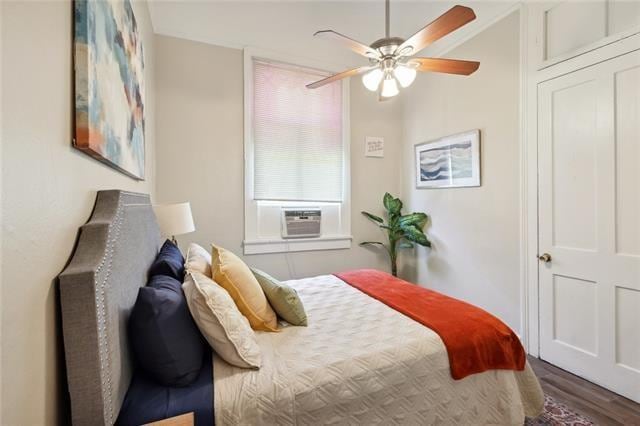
[538,253,552,263]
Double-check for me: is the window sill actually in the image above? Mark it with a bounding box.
[243,235,352,255]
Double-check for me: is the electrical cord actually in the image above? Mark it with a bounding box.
[284,239,297,280]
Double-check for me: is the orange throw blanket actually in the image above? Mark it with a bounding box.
[334,269,526,380]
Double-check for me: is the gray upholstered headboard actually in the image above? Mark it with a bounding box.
[59,190,163,425]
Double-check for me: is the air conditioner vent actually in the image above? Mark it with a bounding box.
[281,208,321,238]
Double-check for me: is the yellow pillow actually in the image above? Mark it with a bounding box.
[211,245,278,332]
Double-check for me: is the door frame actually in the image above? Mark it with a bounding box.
[521,4,640,356]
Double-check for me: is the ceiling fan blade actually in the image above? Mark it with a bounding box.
[410,57,480,75]
[397,5,476,56]
[306,66,373,89]
[314,30,380,59]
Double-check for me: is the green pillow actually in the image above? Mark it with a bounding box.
[251,268,308,326]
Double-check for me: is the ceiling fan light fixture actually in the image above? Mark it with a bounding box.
[308,2,479,99]
[362,68,384,91]
[393,64,417,88]
[380,75,399,98]
[395,45,414,57]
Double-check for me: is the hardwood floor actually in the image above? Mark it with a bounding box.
[528,356,640,425]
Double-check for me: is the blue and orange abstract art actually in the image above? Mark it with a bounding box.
[74,0,145,179]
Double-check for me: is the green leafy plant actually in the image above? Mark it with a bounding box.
[360,192,432,277]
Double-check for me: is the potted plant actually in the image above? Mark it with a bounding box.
[360,193,431,277]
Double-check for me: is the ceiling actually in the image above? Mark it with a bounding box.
[149,1,518,69]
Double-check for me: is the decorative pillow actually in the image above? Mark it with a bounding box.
[148,239,185,281]
[251,268,308,326]
[211,245,278,332]
[182,271,261,369]
[129,274,205,387]
[185,243,212,277]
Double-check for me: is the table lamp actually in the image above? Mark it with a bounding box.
[153,202,195,245]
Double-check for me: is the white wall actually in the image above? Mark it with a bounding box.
[0,1,156,424]
[154,35,405,280]
[400,11,522,332]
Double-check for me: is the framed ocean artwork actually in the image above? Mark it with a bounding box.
[414,130,480,189]
[73,0,145,180]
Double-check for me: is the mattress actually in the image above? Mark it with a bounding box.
[213,274,544,425]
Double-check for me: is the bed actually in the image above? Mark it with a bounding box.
[59,190,543,425]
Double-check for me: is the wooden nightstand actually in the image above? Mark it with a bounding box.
[146,412,194,426]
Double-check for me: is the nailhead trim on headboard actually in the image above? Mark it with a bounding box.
[59,191,163,425]
[94,197,124,424]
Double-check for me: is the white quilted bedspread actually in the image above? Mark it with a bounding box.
[213,275,544,425]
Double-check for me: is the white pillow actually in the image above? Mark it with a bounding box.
[185,243,212,277]
[182,271,261,369]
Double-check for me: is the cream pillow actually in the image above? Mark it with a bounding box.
[182,271,261,369]
[211,245,278,332]
[185,243,212,277]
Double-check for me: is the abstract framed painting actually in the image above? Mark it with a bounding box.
[73,0,145,180]
[414,130,481,189]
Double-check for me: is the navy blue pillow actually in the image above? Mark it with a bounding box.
[129,275,205,387]
[148,240,185,281]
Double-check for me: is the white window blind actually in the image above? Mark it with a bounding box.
[252,59,344,202]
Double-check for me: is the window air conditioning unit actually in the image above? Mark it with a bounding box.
[281,208,321,238]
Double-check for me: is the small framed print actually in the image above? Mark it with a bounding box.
[365,136,384,158]
[415,130,480,189]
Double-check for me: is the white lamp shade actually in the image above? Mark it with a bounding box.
[153,202,195,237]
[362,68,384,91]
[393,65,417,88]
[380,76,399,98]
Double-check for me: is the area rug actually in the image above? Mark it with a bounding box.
[525,395,594,426]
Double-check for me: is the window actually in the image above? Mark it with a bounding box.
[253,60,344,202]
[244,49,351,254]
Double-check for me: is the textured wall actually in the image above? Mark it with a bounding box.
[400,12,522,332]
[1,1,156,424]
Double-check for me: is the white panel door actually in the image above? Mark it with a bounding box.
[538,50,640,403]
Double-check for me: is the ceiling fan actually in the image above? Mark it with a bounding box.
[306,1,480,98]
